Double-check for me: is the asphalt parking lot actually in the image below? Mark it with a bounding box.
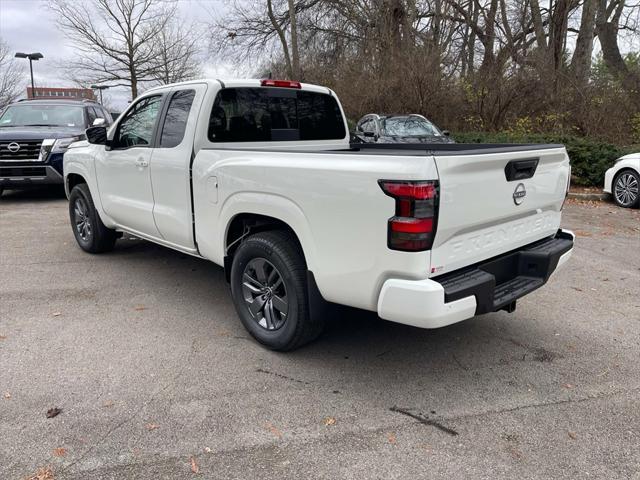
[1,188,639,480]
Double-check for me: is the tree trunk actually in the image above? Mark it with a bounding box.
[267,0,293,78]
[288,0,300,79]
[529,0,548,50]
[596,0,640,108]
[571,0,597,86]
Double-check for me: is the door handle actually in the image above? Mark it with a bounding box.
[135,157,149,167]
[504,159,538,181]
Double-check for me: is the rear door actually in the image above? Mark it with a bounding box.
[429,146,570,276]
[95,94,163,236]
[150,84,207,248]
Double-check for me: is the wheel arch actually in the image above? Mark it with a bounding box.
[66,173,87,196]
[223,212,306,281]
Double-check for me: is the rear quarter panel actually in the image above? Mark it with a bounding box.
[192,149,438,311]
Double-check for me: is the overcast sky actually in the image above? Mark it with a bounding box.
[0,0,230,110]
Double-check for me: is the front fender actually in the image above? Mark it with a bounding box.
[64,150,116,228]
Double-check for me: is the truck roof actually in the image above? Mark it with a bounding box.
[144,78,334,96]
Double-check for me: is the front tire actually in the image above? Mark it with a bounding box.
[230,231,324,351]
[68,183,117,253]
[612,170,640,208]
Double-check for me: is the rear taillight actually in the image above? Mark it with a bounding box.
[379,180,439,252]
[260,79,302,89]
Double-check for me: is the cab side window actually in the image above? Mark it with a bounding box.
[159,90,196,148]
[112,95,162,149]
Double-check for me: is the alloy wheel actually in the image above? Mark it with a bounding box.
[614,172,639,207]
[74,197,92,241]
[241,258,289,330]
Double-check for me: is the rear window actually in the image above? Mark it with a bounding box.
[208,87,345,142]
[160,89,195,148]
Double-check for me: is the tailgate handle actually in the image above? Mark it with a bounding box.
[504,159,538,181]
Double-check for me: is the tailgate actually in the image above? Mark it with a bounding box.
[430,146,570,276]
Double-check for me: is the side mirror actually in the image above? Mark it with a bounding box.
[363,131,376,138]
[86,126,108,145]
[442,130,450,136]
[92,118,106,127]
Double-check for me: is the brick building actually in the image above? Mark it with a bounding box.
[26,87,96,101]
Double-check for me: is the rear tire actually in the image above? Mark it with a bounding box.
[69,183,117,253]
[612,169,640,208]
[230,230,325,351]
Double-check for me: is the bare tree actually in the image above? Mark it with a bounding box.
[212,0,640,140]
[49,0,202,100]
[0,38,24,110]
[152,19,203,84]
[216,0,315,79]
[596,0,640,107]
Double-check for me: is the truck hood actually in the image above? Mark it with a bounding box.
[0,125,85,141]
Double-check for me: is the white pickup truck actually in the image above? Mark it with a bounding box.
[64,79,574,350]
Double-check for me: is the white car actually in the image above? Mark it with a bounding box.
[63,78,574,350]
[604,153,640,208]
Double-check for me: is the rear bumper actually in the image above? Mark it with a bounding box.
[377,229,574,329]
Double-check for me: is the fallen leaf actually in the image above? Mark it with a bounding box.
[146,423,159,430]
[134,305,147,311]
[0,334,6,340]
[265,422,283,439]
[190,456,199,474]
[563,383,574,389]
[574,230,592,237]
[323,416,336,426]
[51,312,62,317]
[46,407,62,418]
[4,392,10,399]
[507,445,524,459]
[25,466,54,480]
[387,432,397,444]
[52,448,66,457]
[568,431,577,440]
[570,286,583,292]
[102,400,114,408]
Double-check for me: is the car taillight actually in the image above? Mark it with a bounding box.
[260,79,302,89]
[379,180,439,252]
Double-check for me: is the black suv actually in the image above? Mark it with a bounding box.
[0,99,113,196]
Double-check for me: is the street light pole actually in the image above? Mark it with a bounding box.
[15,52,44,98]
[28,58,34,92]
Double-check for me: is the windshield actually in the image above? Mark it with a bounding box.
[382,117,442,137]
[0,104,85,128]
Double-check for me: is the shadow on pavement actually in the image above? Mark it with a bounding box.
[0,186,67,202]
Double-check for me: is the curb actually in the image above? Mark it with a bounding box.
[567,192,608,201]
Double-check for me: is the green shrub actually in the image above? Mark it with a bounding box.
[452,131,634,187]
